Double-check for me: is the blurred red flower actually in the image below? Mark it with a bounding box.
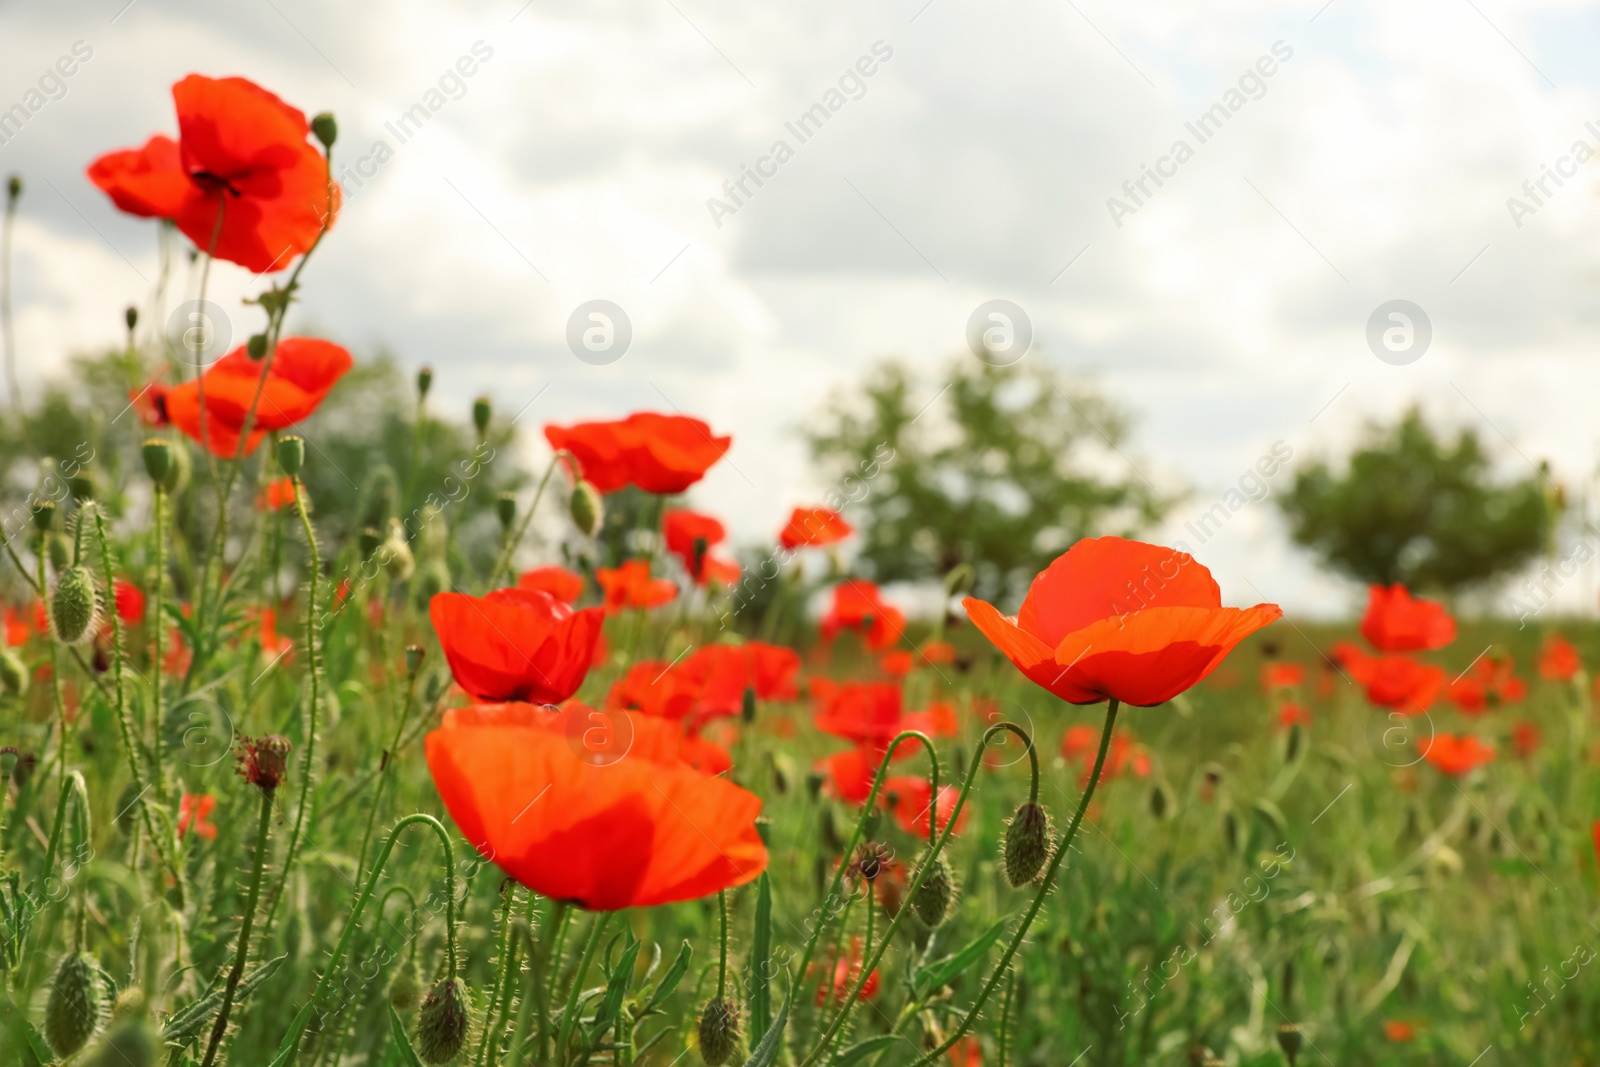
[177,793,217,841]
[1360,585,1456,652]
[606,660,701,721]
[881,650,913,676]
[429,588,604,704]
[113,579,145,625]
[1278,702,1312,729]
[258,607,291,660]
[680,642,801,724]
[882,775,967,837]
[662,508,740,586]
[1336,645,1443,715]
[4,606,30,646]
[1420,733,1495,776]
[1511,720,1541,759]
[779,506,853,550]
[88,75,338,273]
[517,565,585,604]
[820,579,905,651]
[544,412,730,494]
[1383,1020,1417,1042]
[1261,662,1303,690]
[256,476,297,511]
[596,560,678,613]
[815,936,879,1007]
[919,640,956,665]
[164,338,352,456]
[1539,636,1581,681]
[965,537,1280,707]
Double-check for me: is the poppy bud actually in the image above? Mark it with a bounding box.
[417,364,434,399]
[1003,801,1051,886]
[68,474,94,501]
[381,521,416,581]
[741,685,756,723]
[111,987,146,1021]
[124,306,138,333]
[472,396,491,436]
[569,480,603,538]
[1222,810,1241,854]
[389,955,424,1011]
[311,111,338,149]
[804,769,825,800]
[276,435,305,477]
[1285,721,1303,762]
[141,439,173,486]
[415,560,451,606]
[1276,1023,1303,1066]
[911,853,956,927]
[697,997,740,1066]
[495,491,516,531]
[51,566,99,645]
[6,174,19,201]
[9,750,36,787]
[247,332,269,361]
[85,1010,156,1067]
[236,734,292,793]
[32,498,55,532]
[417,976,471,1064]
[0,647,27,695]
[359,526,384,559]
[45,951,105,1056]
[405,644,425,675]
[1148,783,1168,820]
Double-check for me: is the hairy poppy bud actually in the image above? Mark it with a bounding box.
[32,498,55,532]
[247,332,269,361]
[141,439,173,486]
[495,491,517,531]
[86,1010,156,1067]
[417,364,434,398]
[405,644,425,675]
[6,174,19,201]
[276,435,305,477]
[697,997,740,1066]
[1004,801,1051,886]
[359,526,384,560]
[390,956,424,1011]
[124,306,138,333]
[236,734,292,793]
[45,951,105,1056]
[382,520,416,581]
[311,111,338,149]
[1148,783,1169,820]
[0,647,27,695]
[911,853,955,927]
[417,976,471,1064]
[51,566,99,645]
[1276,1023,1303,1066]
[472,396,491,437]
[569,480,602,538]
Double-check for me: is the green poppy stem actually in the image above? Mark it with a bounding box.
[199,783,275,1067]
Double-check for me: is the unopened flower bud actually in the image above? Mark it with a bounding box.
[51,566,99,645]
[697,997,740,1066]
[417,977,471,1064]
[0,648,27,696]
[359,526,384,559]
[405,644,425,675]
[311,112,338,149]
[381,519,415,581]
[247,333,269,361]
[85,1010,156,1067]
[6,175,19,201]
[852,841,892,884]
[472,396,491,437]
[47,533,71,573]
[495,491,516,531]
[1148,783,1169,820]
[124,306,138,333]
[417,364,433,398]
[389,956,424,1011]
[111,987,146,1022]
[1003,801,1051,886]
[32,498,55,532]
[569,480,602,538]
[141,439,173,487]
[45,952,104,1057]
[911,853,955,927]
[741,685,756,723]
[276,435,305,477]
[1276,1023,1303,1065]
[67,474,94,501]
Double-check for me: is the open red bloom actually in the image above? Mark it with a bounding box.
[113,579,146,625]
[1278,702,1312,729]
[964,537,1280,707]
[815,936,879,1007]
[1447,654,1524,714]
[89,76,338,273]
[605,660,702,721]
[820,580,905,651]
[177,793,217,841]
[779,506,853,551]
[815,682,908,748]
[680,642,800,723]
[429,588,604,703]
[256,476,297,511]
[1360,585,1456,652]
[545,412,730,494]
[1340,648,1444,715]
[4,607,30,646]
[1420,733,1495,776]
[164,338,352,456]
[1261,663,1303,691]
[426,702,766,910]
[517,566,585,604]
[662,509,740,586]
[1060,726,1149,787]
[882,775,967,837]
[1511,720,1541,759]
[596,560,678,613]
[1539,636,1581,681]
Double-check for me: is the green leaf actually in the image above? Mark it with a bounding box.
[162,955,287,1046]
[745,984,790,1067]
[750,872,773,1045]
[387,1004,427,1067]
[912,919,1008,996]
[590,936,643,1040]
[643,941,692,1014]
[265,1002,317,1067]
[832,1034,904,1065]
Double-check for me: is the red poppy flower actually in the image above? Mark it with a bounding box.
[815,682,907,748]
[1383,1021,1417,1042]
[1540,636,1581,682]
[819,747,882,804]
[113,579,146,625]
[881,650,913,676]
[258,607,292,659]
[4,607,30,647]
[426,702,767,910]
[1419,733,1495,776]
[596,560,678,613]
[130,380,172,428]
[1448,655,1523,714]
[177,793,218,841]
[1345,652,1444,715]
[820,580,905,651]
[429,589,605,704]
[256,476,297,511]
[544,412,731,495]
[964,537,1280,707]
[1062,727,1149,787]
[1511,720,1541,759]
[605,660,701,721]
[1061,724,1098,763]
[164,338,352,456]
[882,775,968,837]
[1360,585,1456,653]
[662,509,740,586]
[1261,663,1303,691]
[779,506,853,551]
[517,566,585,604]
[815,936,879,1007]
[680,642,801,723]
[1278,702,1311,729]
[920,640,956,666]
[902,700,959,738]
[88,76,339,273]
[947,1036,982,1067]
[678,732,733,776]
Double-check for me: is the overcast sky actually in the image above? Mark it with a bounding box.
[4,0,1600,617]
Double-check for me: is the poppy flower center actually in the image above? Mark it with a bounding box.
[189,170,244,197]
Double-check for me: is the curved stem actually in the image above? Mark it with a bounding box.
[556,910,612,1066]
[355,658,419,885]
[909,699,1120,1066]
[199,785,275,1067]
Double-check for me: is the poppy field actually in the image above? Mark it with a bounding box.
[4,72,1600,1067]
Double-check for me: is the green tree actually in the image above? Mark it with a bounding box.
[805,356,1170,604]
[1276,407,1553,592]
